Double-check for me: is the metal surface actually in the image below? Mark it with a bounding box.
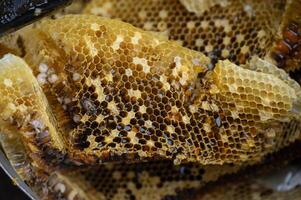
[0,0,73,36]
[0,148,39,200]
[257,163,301,192]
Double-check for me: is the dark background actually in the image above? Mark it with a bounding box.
[0,168,30,200]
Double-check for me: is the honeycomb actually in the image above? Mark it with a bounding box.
[196,177,301,200]
[189,140,301,200]
[60,161,240,200]
[0,128,241,200]
[83,0,284,66]
[0,1,300,200]
[82,0,301,86]
[0,15,300,167]
[2,128,299,200]
[0,54,66,170]
[59,141,301,200]
[195,158,301,200]
[179,0,229,15]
